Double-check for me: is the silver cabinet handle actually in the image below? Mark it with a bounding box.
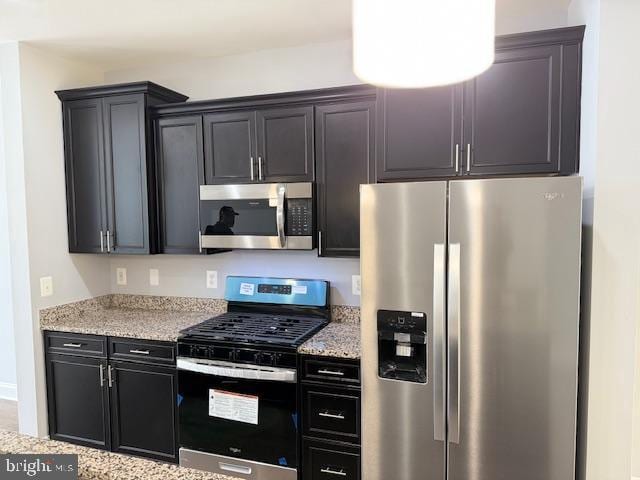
[318,231,322,256]
[107,365,114,388]
[455,144,460,173]
[320,467,347,477]
[432,244,446,442]
[276,184,286,248]
[63,343,83,348]
[466,143,471,172]
[317,369,344,376]
[250,156,254,181]
[129,349,150,355]
[198,230,203,253]
[99,364,105,387]
[258,156,263,181]
[106,230,111,253]
[448,243,461,444]
[100,230,104,252]
[319,411,345,420]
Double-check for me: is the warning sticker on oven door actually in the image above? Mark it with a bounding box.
[208,389,259,425]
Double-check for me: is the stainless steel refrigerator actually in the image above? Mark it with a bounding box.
[360,177,582,480]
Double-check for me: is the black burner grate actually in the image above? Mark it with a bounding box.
[181,312,327,346]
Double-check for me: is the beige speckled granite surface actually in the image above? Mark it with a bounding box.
[39,294,360,349]
[298,322,361,359]
[0,430,240,480]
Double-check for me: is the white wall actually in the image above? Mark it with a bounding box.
[0,71,17,401]
[0,42,109,436]
[570,0,640,479]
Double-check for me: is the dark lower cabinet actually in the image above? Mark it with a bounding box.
[301,356,361,480]
[316,100,375,257]
[45,353,111,450]
[155,115,205,254]
[44,332,178,463]
[110,361,178,462]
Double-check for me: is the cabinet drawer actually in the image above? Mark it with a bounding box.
[303,385,360,442]
[303,440,360,480]
[109,338,176,365]
[302,358,360,385]
[45,332,107,358]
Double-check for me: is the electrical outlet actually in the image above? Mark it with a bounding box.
[116,268,127,286]
[352,275,361,296]
[40,276,53,297]
[149,269,159,286]
[206,270,218,289]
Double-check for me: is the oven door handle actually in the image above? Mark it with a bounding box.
[276,184,286,248]
[177,358,297,383]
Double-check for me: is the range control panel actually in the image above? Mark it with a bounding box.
[286,198,313,236]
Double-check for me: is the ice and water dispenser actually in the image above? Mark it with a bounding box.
[377,310,427,383]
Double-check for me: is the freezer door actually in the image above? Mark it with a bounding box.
[447,177,582,480]
[361,182,447,480]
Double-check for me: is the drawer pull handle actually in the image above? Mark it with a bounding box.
[129,349,150,355]
[219,463,252,475]
[321,467,347,476]
[319,411,345,420]
[317,369,344,376]
[62,343,83,348]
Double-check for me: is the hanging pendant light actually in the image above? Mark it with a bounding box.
[353,0,496,88]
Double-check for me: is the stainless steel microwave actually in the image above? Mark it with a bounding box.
[199,182,314,250]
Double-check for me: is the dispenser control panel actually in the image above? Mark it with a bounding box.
[377,310,427,384]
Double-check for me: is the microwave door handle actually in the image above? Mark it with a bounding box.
[276,184,286,248]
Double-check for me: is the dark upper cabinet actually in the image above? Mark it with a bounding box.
[316,100,376,257]
[376,26,584,181]
[257,106,314,182]
[110,361,178,462]
[45,353,111,450]
[376,86,463,181]
[155,116,204,254]
[57,82,188,255]
[62,98,108,253]
[203,111,256,184]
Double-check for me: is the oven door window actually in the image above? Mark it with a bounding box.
[178,369,298,468]
[200,199,277,236]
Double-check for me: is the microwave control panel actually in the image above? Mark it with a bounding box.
[287,199,313,236]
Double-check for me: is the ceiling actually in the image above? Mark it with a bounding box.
[0,0,573,71]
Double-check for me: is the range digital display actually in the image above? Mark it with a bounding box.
[257,284,292,295]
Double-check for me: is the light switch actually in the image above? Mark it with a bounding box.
[116,268,127,286]
[149,269,159,286]
[352,275,361,296]
[40,276,53,297]
[206,270,218,289]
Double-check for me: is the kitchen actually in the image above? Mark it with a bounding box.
[0,1,638,480]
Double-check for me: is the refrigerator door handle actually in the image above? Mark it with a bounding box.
[433,243,446,442]
[448,243,461,444]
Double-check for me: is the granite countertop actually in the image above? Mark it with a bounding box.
[0,430,240,480]
[299,322,361,359]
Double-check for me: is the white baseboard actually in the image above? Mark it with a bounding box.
[0,382,17,401]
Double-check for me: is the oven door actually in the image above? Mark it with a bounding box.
[199,183,313,250]
[177,358,298,469]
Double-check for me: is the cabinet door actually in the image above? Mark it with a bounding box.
[103,94,150,254]
[316,101,375,257]
[45,354,110,450]
[110,361,178,463]
[257,106,314,182]
[376,86,463,181]
[156,116,205,254]
[463,44,563,175]
[203,111,256,184]
[62,98,108,253]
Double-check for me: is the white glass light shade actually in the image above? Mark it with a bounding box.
[353,0,496,88]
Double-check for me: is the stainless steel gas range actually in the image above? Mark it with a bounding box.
[177,276,329,480]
